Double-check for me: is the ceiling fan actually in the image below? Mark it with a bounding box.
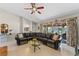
[24,3,44,14]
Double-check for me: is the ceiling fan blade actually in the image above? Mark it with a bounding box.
[37,6,44,9]
[31,3,36,8]
[31,11,34,14]
[31,3,35,5]
[37,11,41,14]
[24,8,32,10]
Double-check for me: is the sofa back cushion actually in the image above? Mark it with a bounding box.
[35,33,41,37]
[23,33,26,38]
[23,33,29,37]
[41,33,46,38]
[46,33,52,39]
[30,32,35,37]
[36,33,40,37]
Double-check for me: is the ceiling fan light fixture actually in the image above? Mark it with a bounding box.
[24,3,44,14]
[32,7,37,11]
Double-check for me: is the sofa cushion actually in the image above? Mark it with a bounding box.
[23,33,26,38]
[23,33,29,37]
[37,33,42,37]
[47,40,54,43]
[41,33,46,38]
[36,33,40,37]
[30,32,35,37]
[20,38,28,40]
[18,33,23,38]
[45,34,51,39]
[26,33,29,37]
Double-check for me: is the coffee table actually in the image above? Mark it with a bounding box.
[30,38,40,52]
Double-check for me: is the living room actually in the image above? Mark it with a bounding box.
[0,3,79,56]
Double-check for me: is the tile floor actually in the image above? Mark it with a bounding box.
[7,40,75,56]
[0,34,76,56]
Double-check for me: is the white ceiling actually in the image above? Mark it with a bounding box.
[0,3,79,22]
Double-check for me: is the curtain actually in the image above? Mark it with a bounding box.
[66,17,78,47]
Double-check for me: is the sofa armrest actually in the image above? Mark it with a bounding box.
[15,35,19,40]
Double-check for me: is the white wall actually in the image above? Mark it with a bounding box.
[22,18,32,33]
[0,9,33,34]
[0,9,20,34]
[32,22,38,32]
[22,19,39,32]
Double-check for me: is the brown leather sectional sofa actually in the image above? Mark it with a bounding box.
[15,32,60,50]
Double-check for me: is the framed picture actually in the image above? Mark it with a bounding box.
[24,27,29,31]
